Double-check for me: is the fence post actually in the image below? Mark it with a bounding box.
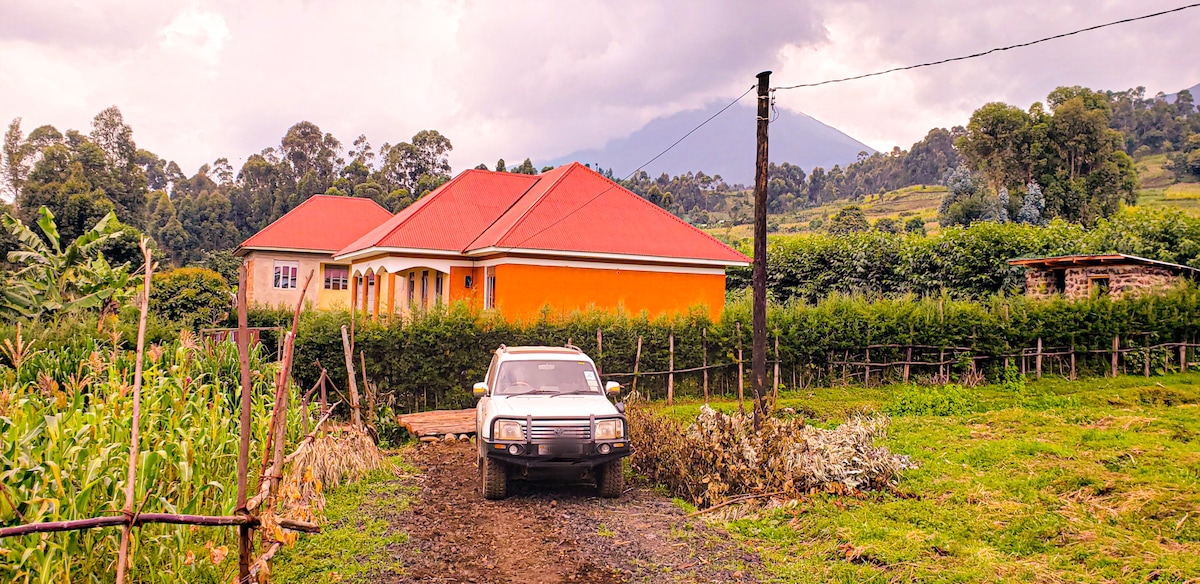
[341,325,362,428]
[117,242,152,584]
[319,370,328,415]
[1070,345,1077,380]
[864,347,871,387]
[361,351,373,425]
[737,323,745,414]
[842,350,849,385]
[235,264,254,583]
[773,330,781,403]
[667,331,675,405]
[1182,342,1189,373]
[1145,339,1151,377]
[632,335,643,395]
[939,348,945,381]
[903,346,912,384]
[1112,335,1119,378]
[596,328,603,376]
[701,328,709,403]
[1035,338,1043,379]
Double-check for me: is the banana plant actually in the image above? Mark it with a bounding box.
[1,207,131,321]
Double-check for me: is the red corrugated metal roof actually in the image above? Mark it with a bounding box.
[338,170,539,255]
[334,162,749,265]
[238,195,393,253]
[469,163,749,262]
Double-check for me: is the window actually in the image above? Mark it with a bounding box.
[1090,276,1110,298]
[1052,270,1066,295]
[324,265,349,290]
[273,261,298,289]
[484,266,496,309]
[407,273,415,307]
[421,270,429,305]
[435,272,443,302]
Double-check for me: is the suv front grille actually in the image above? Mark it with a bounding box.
[529,421,591,440]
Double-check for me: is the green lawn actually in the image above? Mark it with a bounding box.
[652,374,1200,583]
[271,456,416,583]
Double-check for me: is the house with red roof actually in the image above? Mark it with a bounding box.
[237,163,749,320]
[234,195,393,310]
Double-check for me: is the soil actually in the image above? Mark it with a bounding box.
[380,440,760,583]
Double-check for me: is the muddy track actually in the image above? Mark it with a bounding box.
[383,441,759,583]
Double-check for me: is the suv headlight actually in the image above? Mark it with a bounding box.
[495,420,524,441]
[594,419,622,440]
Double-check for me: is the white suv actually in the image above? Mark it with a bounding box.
[474,345,631,500]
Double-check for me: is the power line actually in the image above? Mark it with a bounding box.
[773,2,1200,91]
[502,84,756,250]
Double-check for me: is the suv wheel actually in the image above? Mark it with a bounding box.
[481,455,508,500]
[597,459,624,498]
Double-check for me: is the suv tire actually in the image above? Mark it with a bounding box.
[597,459,624,498]
[481,455,508,500]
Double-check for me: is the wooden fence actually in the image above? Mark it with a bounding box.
[0,260,357,583]
[593,328,1198,407]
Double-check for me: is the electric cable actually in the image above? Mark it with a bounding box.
[773,2,1200,91]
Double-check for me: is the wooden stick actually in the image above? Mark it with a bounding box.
[360,351,374,426]
[235,263,254,582]
[684,491,784,518]
[903,346,912,384]
[116,240,152,584]
[737,324,745,414]
[702,328,709,403]
[631,335,643,395]
[773,331,780,406]
[596,328,603,376]
[667,331,675,405]
[1112,335,1119,378]
[341,325,362,429]
[1035,338,1043,379]
[0,513,275,539]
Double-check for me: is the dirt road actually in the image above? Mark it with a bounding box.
[385,441,760,583]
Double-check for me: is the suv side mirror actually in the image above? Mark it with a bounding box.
[604,381,621,397]
[473,382,488,398]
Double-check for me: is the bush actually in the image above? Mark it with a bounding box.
[628,404,917,506]
[149,267,231,326]
[885,383,977,416]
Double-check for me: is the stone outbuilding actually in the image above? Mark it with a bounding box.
[1008,254,1198,300]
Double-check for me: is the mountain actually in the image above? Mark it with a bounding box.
[1163,82,1200,104]
[544,102,875,186]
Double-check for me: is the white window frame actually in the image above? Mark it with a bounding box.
[273,261,299,289]
[323,264,349,290]
[484,266,496,309]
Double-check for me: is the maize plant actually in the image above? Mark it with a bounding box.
[0,335,302,583]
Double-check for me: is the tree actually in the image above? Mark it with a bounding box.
[509,158,536,175]
[378,130,452,198]
[939,165,996,227]
[1,207,130,320]
[904,217,927,236]
[827,205,869,234]
[1016,181,1046,225]
[495,158,506,172]
[874,217,899,234]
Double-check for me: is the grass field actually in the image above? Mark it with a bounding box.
[652,374,1200,583]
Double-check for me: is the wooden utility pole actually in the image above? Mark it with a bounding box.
[751,70,771,429]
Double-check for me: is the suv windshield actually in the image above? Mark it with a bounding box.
[494,360,602,396]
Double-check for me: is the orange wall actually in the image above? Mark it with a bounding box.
[492,264,725,321]
[449,266,483,309]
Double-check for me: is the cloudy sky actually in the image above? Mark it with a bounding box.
[1,0,1197,176]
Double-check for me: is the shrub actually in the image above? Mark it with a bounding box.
[149,267,231,326]
[628,404,917,507]
[885,383,977,416]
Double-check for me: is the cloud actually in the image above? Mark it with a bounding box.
[0,0,1196,178]
[772,0,1200,151]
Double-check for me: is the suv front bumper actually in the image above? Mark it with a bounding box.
[482,415,631,468]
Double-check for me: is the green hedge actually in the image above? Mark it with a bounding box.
[285,286,1200,414]
[728,207,1200,302]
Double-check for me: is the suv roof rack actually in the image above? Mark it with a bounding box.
[564,342,582,352]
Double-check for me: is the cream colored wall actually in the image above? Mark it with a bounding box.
[245,250,346,310]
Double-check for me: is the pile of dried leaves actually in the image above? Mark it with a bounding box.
[629,405,918,507]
